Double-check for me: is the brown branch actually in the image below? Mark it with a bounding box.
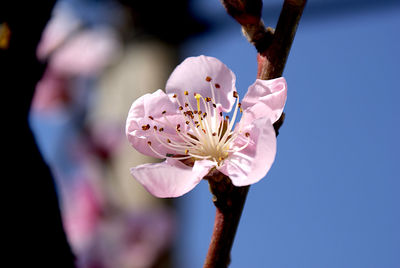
[204,173,249,268]
[203,1,307,268]
[257,0,307,79]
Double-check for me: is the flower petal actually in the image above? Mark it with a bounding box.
[237,102,273,129]
[126,89,185,158]
[241,77,287,123]
[165,55,236,112]
[131,159,216,198]
[218,116,277,186]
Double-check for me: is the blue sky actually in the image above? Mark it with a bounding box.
[176,1,400,267]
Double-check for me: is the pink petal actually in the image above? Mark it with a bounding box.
[237,102,273,129]
[165,55,236,113]
[131,159,216,198]
[218,116,277,186]
[50,28,121,76]
[37,8,81,60]
[126,90,185,158]
[241,77,287,123]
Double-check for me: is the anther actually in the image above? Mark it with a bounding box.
[185,103,189,107]
[184,91,189,95]
[213,103,217,108]
[185,149,189,154]
[219,112,223,117]
[162,110,166,114]
[179,106,183,110]
[206,76,212,82]
[212,132,217,136]
[147,141,152,145]
[159,127,164,132]
[142,124,150,130]
[153,126,157,130]
[245,132,250,137]
[205,97,211,102]
[233,91,238,98]
[167,139,171,143]
[185,121,190,125]
[215,83,220,88]
[148,116,154,120]
[173,94,177,98]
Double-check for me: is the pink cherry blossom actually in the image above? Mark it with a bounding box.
[126,56,287,198]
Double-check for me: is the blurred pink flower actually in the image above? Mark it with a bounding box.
[126,56,287,198]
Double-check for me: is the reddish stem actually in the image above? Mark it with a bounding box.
[203,1,307,267]
[204,174,249,268]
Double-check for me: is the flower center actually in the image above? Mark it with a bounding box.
[143,76,250,165]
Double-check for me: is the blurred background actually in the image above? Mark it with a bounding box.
[25,0,400,267]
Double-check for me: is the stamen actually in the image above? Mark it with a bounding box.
[143,87,249,165]
[206,76,212,82]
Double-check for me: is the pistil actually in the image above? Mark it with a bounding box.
[143,77,250,165]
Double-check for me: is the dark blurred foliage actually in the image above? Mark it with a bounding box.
[118,0,208,43]
[1,0,75,266]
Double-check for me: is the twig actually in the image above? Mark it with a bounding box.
[203,1,307,267]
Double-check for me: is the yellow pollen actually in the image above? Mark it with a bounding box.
[184,91,189,95]
[194,93,205,129]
